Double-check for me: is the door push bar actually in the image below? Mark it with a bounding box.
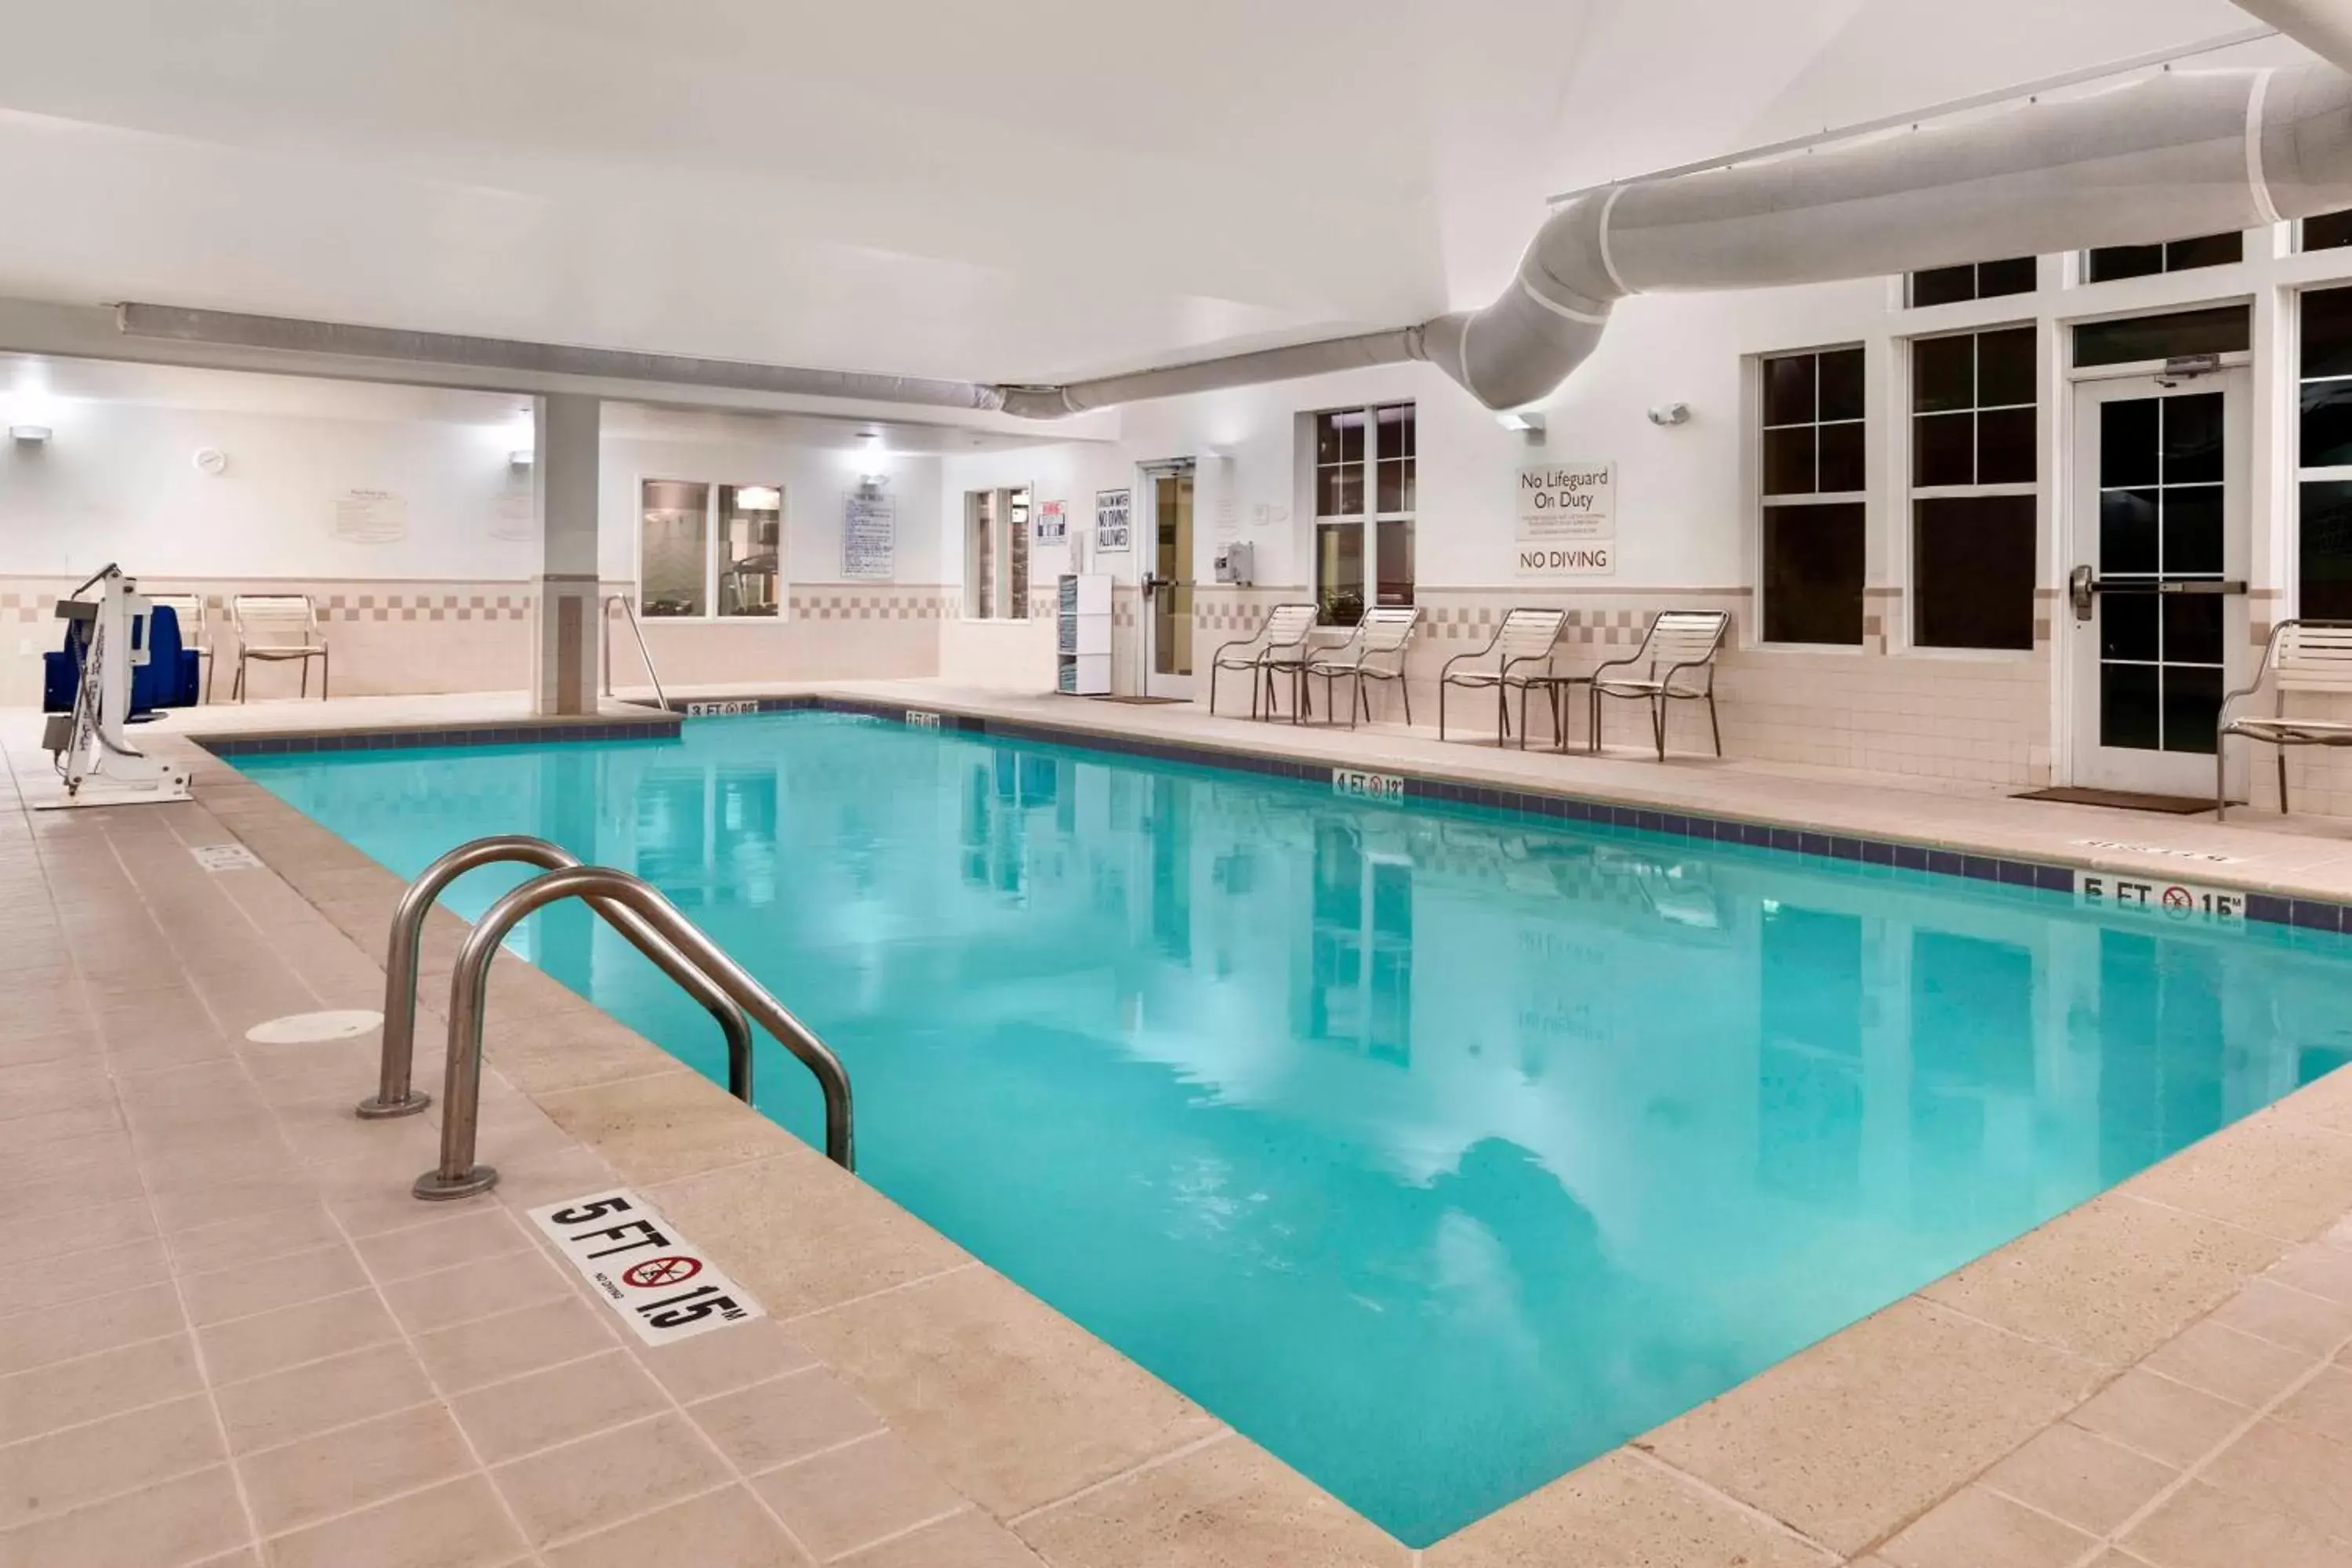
[2068,566,2249,621]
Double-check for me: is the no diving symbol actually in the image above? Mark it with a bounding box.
[621,1256,702,1290]
[2161,886,2195,917]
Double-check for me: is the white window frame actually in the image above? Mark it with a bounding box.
[1907,323,2042,655]
[634,476,787,623]
[1757,345,1870,648]
[1311,402,1416,626]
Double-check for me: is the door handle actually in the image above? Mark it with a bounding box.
[2068,570,2247,620]
[2069,564,2096,621]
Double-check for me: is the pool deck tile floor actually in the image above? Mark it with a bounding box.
[10,682,2352,1566]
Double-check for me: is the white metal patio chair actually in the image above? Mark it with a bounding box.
[1588,610,1730,760]
[1439,608,1566,745]
[146,593,214,703]
[1301,605,1422,728]
[2216,619,2352,820]
[1208,603,1318,720]
[230,593,331,701]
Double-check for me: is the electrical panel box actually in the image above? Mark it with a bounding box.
[1213,541,1254,585]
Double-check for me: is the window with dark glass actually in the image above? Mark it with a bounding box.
[2073,305,2252,370]
[2085,232,2245,283]
[2300,286,2352,619]
[1761,347,1866,644]
[1313,404,1414,626]
[1907,257,2037,308]
[2306,210,2352,252]
[1911,327,2037,650]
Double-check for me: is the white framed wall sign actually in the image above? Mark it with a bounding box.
[1035,498,1069,546]
[1515,462,1614,577]
[842,484,896,579]
[1094,488,1132,554]
[333,488,408,544]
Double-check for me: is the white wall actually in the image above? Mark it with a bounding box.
[0,400,537,582]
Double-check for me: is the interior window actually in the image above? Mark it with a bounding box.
[1911,327,2038,651]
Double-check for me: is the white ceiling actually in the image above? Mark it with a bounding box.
[0,0,2278,386]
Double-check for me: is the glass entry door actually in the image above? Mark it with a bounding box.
[2067,372,2249,796]
[1144,465,1196,698]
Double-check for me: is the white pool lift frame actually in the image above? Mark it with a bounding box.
[39,564,194,810]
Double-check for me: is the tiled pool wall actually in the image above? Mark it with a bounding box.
[194,694,2352,936]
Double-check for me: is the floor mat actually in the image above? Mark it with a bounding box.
[1091,695,1191,705]
[2013,786,2215,815]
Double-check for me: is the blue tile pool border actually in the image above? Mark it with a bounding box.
[198,694,2345,935]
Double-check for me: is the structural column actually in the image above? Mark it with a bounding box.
[532,393,601,717]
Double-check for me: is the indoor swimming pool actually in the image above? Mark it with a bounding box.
[235,710,2352,1544]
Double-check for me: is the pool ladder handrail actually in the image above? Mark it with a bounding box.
[601,593,669,713]
[358,837,854,1200]
[360,834,752,1120]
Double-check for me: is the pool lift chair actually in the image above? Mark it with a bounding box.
[38,564,194,810]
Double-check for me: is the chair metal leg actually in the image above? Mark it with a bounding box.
[1400,676,1411,728]
[1708,691,1722,757]
[320,651,328,700]
[2280,746,2290,817]
[234,654,246,703]
[1651,697,1665,760]
[1209,667,1220,716]
[1497,686,1510,748]
[1588,687,1601,753]
[1439,682,1448,741]
[1517,685,1531,750]
[299,659,310,699]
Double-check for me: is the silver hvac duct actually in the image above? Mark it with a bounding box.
[1423,63,2352,408]
[2231,1,2352,75]
[111,62,2352,420]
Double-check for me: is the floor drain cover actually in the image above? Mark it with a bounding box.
[245,1010,383,1044]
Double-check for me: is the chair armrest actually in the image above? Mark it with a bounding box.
[1210,637,1262,666]
[1588,654,1639,682]
[1659,657,1716,694]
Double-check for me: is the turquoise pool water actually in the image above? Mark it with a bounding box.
[238,712,2352,1544]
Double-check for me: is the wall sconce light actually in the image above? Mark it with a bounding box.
[1647,402,1693,426]
[9,425,52,445]
[1495,411,1546,446]
[509,450,534,468]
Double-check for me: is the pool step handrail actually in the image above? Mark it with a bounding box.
[361,834,755,1120]
[414,862,855,1200]
[601,593,670,713]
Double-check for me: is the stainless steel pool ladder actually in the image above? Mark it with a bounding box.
[601,593,670,713]
[359,835,855,1200]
